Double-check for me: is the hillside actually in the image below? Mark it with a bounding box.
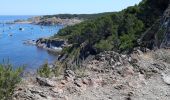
[48,0,170,67]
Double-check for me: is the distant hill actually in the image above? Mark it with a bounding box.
[42,12,114,20]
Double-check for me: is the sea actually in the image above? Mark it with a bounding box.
[0,16,62,70]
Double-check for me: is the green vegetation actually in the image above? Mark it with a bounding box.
[37,61,51,78]
[42,12,113,20]
[0,63,23,100]
[37,61,65,78]
[51,0,169,65]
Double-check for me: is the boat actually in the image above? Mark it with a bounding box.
[8,33,13,36]
[19,27,24,31]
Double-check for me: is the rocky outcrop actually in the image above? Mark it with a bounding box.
[36,17,82,26]
[13,16,83,26]
[23,40,36,45]
[139,2,170,49]
[36,38,69,52]
[36,77,56,87]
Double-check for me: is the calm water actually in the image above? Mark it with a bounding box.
[0,16,62,70]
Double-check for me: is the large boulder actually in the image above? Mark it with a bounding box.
[36,77,56,87]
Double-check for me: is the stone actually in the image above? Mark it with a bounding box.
[128,57,132,62]
[162,73,170,85]
[61,80,67,85]
[114,85,126,90]
[137,49,143,55]
[52,88,63,94]
[82,78,89,85]
[74,78,83,87]
[115,62,122,66]
[123,67,134,77]
[65,70,75,78]
[121,55,127,59]
[152,62,166,70]
[36,77,56,87]
[89,78,100,88]
[63,96,69,100]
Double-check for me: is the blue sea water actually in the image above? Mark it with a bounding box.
[0,16,62,70]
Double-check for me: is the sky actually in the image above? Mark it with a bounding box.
[0,0,142,15]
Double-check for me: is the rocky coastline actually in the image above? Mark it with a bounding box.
[35,38,69,53]
[12,16,83,26]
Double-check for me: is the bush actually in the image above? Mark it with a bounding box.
[37,61,64,78]
[52,62,64,77]
[119,33,135,50]
[94,39,113,52]
[37,61,51,78]
[0,63,23,100]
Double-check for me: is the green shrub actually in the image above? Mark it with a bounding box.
[52,62,64,77]
[94,39,113,52]
[0,63,23,100]
[37,61,51,78]
[119,33,135,50]
[37,61,65,78]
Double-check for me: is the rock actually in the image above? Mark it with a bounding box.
[52,87,63,94]
[36,38,69,52]
[36,77,56,87]
[121,54,127,59]
[137,49,143,55]
[125,96,132,100]
[82,78,89,85]
[152,62,166,70]
[123,67,134,77]
[61,80,67,85]
[128,57,132,62]
[64,96,69,100]
[74,78,83,87]
[65,70,75,81]
[88,78,101,88]
[114,62,122,66]
[67,86,79,94]
[162,73,170,85]
[13,86,48,100]
[114,84,126,90]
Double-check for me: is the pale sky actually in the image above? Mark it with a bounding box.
[0,0,142,15]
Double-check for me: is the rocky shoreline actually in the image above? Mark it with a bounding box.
[22,37,69,53]
[36,38,69,53]
[12,16,83,26]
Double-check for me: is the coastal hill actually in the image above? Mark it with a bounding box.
[3,0,170,99]
[45,0,170,67]
[14,12,113,26]
[42,12,114,20]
